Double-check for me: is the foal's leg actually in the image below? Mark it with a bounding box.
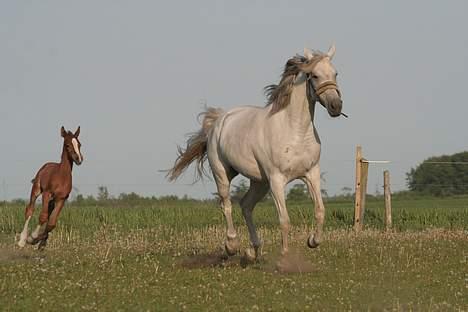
[240,181,269,261]
[27,192,51,245]
[45,198,65,234]
[38,198,65,250]
[269,175,290,255]
[18,182,41,247]
[303,165,325,248]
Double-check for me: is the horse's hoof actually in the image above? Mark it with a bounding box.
[244,248,257,262]
[17,240,26,248]
[224,238,240,256]
[307,235,320,249]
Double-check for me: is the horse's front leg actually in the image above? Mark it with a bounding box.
[39,198,65,249]
[303,165,325,248]
[269,175,290,255]
[18,183,41,247]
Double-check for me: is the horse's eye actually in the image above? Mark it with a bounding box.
[311,75,318,79]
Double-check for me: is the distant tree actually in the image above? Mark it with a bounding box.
[341,186,352,196]
[231,179,249,203]
[75,194,84,204]
[118,192,141,202]
[70,185,80,201]
[287,173,328,201]
[320,172,328,198]
[12,198,26,205]
[158,195,179,201]
[97,186,110,201]
[287,183,309,201]
[406,151,468,196]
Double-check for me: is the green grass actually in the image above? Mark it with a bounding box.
[0,197,467,311]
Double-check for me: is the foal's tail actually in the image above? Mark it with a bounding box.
[166,107,224,182]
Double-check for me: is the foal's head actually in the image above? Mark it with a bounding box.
[301,45,343,117]
[61,126,83,165]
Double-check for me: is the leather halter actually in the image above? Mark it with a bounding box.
[314,80,341,97]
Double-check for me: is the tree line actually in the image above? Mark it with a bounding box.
[3,151,466,206]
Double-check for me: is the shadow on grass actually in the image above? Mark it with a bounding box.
[179,247,316,274]
[0,245,46,263]
[180,251,240,269]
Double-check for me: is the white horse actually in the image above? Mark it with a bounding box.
[168,45,343,261]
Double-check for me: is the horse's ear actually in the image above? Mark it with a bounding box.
[74,126,80,137]
[304,47,314,61]
[327,43,336,60]
[61,126,66,137]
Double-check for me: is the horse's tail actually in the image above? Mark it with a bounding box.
[166,107,224,182]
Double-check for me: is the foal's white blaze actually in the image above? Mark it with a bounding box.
[71,138,82,162]
[18,216,31,247]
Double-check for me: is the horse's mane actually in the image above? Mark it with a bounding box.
[264,51,326,114]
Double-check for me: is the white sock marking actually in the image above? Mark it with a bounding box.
[31,224,42,239]
[18,216,31,247]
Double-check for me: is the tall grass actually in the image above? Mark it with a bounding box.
[2,196,467,237]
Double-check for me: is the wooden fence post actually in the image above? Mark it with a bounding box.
[360,160,369,224]
[354,146,363,231]
[384,170,392,230]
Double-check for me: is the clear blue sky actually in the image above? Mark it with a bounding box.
[1,1,467,200]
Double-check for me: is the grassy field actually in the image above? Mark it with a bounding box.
[0,196,467,311]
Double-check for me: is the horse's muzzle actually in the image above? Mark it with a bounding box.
[328,98,343,117]
[320,92,342,117]
[74,156,83,166]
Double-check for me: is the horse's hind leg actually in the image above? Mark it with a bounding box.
[18,181,41,247]
[303,165,325,248]
[240,180,269,261]
[211,163,239,256]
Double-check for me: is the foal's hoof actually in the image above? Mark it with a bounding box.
[18,232,28,248]
[27,236,38,245]
[37,240,47,251]
[224,238,240,256]
[307,235,320,249]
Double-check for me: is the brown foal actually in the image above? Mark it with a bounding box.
[18,126,83,249]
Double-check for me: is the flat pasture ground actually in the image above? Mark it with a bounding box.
[0,197,467,311]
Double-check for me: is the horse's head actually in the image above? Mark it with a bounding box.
[61,126,83,166]
[300,45,343,117]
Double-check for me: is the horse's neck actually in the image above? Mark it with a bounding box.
[282,76,316,136]
[60,144,73,173]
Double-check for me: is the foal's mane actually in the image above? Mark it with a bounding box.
[264,51,326,114]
